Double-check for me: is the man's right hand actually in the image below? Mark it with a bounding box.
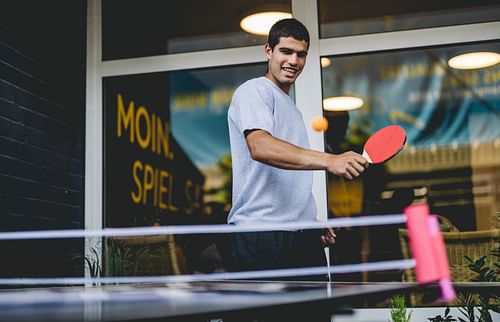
[326,151,369,180]
[244,130,369,179]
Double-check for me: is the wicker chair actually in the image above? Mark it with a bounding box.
[399,227,499,306]
[398,228,499,283]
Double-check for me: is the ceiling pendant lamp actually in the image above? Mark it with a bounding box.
[323,96,364,111]
[448,52,500,70]
[240,3,292,35]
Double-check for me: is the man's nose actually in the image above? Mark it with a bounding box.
[288,53,298,65]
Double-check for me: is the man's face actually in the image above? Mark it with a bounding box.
[265,37,308,93]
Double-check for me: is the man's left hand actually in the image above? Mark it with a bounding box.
[321,227,336,246]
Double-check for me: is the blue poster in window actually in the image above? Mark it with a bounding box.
[322,42,500,148]
[169,65,265,169]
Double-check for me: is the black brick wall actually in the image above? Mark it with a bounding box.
[0,1,86,277]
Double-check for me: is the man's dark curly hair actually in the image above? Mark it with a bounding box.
[267,18,310,50]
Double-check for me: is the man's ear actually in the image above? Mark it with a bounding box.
[264,43,272,60]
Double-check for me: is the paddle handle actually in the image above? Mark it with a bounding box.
[361,150,372,163]
[324,246,331,282]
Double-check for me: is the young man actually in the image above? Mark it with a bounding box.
[226,18,368,275]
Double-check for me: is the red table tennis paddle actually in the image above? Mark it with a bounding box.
[362,125,406,164]
[325,125,405,275]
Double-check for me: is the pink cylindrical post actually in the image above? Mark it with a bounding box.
[404,204,440,283]
[428,215,456,301]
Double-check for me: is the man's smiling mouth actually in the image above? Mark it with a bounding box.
[282,67,298,74]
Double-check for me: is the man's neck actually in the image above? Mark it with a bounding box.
[264,73,291,95]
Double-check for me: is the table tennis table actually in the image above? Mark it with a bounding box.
[0,281,438,322]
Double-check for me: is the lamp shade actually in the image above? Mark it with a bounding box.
[448,52,500,70]
[240,11,292,35]
[323,96,364,111]
[239,2,292,35]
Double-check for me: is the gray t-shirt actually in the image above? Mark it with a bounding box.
[227,76,316,225]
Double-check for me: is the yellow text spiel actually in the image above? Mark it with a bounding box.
[130,159,178,211]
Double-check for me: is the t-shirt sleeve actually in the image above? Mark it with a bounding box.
[229,82,274,136]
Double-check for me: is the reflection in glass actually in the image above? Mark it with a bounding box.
[448,52,500,70]
[323,96,364,111]
[240,12,292,35]
[321,41,500,287]
[169,64,265,206]
[102,0,290,59]
[318,0,500,38]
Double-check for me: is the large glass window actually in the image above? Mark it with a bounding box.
[170,64,266,207]
[102,63,267,275]
[318,0,500,38]
[102,0,290,60]
[321,41,500,294]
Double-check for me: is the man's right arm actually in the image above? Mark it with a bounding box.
[245,129,368,180]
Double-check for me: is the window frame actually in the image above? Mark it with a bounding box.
[85,0,500,237]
